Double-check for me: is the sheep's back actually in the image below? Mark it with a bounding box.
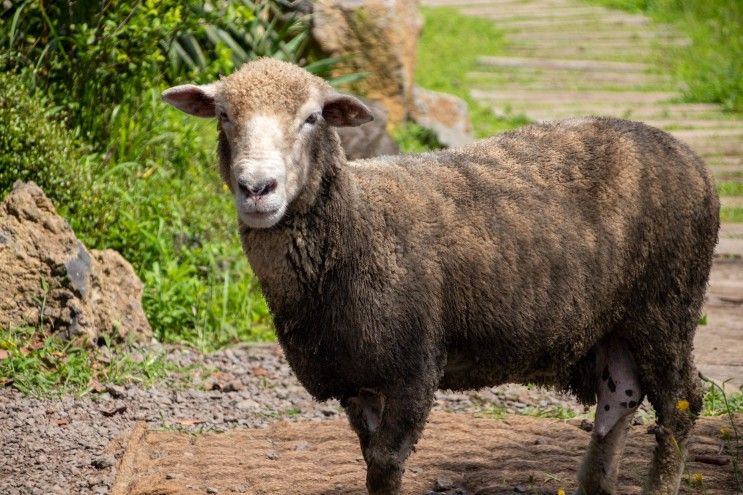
[349,117,719,386]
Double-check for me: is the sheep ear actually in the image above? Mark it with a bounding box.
[161,84,217,118]
[322,93,373,127]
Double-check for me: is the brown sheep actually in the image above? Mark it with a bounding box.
[163,58,720,495]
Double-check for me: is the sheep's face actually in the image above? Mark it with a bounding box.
[162,59,373,229]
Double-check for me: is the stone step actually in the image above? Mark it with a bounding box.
[716,225,743,257]
[472,80,676,93]
[477,56,650,72]
[508,38,688,50]
[458,6,614,19]
[707,156,743,168]
[504,46,658,62]
[687,141,743,158]
[421,0,575,9]
[467,70,673,87]
[422,0,572,6]
[495,103,724,121]
[721,197,743,209]
[478,15,651,29]
[506,30,683,42]
[642,119,743,130]
[472,88,677,104]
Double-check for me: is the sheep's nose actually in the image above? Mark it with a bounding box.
[238,178,277,198]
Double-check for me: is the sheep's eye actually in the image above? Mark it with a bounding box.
[218,110,230,123]
[304,113,318,125]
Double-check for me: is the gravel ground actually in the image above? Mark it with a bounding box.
[0,343,603,495]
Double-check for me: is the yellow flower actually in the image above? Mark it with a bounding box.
[691,472,703,487]
[222,183,229,193]
[676,399,689,411]
[557,489,566,495]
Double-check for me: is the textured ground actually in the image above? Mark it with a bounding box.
[0,344,590,495]
[112,412,742,495]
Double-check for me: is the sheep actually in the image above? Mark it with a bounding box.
[162,58,720,495]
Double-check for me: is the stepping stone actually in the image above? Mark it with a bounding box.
[478,56,650,72]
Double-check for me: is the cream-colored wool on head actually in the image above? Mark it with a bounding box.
[161,58,371,229]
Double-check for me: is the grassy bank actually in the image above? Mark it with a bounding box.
[415,7,529,138]
[586,0,742,113]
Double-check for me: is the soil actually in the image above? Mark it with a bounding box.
[113,412,742,495]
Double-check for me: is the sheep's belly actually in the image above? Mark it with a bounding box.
[438,351,557,391]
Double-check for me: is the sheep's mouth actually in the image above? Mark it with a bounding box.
[245,209,277,218]
[239,203,287,229]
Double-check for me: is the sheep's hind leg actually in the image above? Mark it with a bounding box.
[343,385,434,495]
[641,351,702,495]
[576,337,643,495]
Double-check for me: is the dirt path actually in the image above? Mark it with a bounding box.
[422,0,743,389]
[112,411,742,495]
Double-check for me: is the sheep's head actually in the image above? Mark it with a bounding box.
[162,58,372,229]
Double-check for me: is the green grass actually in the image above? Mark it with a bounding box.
[584,0,743,113]
[391,122,444,153]
[416,7,530,137]
[0,326,192,398]
[718,181,743,197]
[721,207,743,223]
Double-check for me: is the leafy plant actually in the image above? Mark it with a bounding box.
[0,67,88,208]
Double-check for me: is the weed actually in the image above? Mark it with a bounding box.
[0,326,189,398]
[700,375,742,492]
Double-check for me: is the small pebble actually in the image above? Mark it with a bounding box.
[434,476,454,491]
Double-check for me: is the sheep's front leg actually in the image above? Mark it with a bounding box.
[343,386,434,495]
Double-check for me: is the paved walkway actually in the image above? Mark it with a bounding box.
[423,0,743,387]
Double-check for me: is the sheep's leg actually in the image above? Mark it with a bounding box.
[343,386,434,495]
[577,413,634,495]
[642,359,702,495]
[576,337,642,495]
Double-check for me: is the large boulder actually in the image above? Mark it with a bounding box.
[336,98,400,159]
[0,182,151,342]
[411,86,474,148]
[312,0,423,126]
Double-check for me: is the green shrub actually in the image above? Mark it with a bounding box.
[392,123,444,153]
[0,69,85,207]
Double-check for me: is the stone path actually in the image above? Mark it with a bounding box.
[423,0,743,388]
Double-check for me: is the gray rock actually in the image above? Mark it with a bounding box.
[411,86,474,148]
[336,99,400,160]
[0,182,152,343]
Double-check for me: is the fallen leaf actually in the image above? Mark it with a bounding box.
[0,349,9,360]
[251,366,269,377]
[89,379,107,393]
